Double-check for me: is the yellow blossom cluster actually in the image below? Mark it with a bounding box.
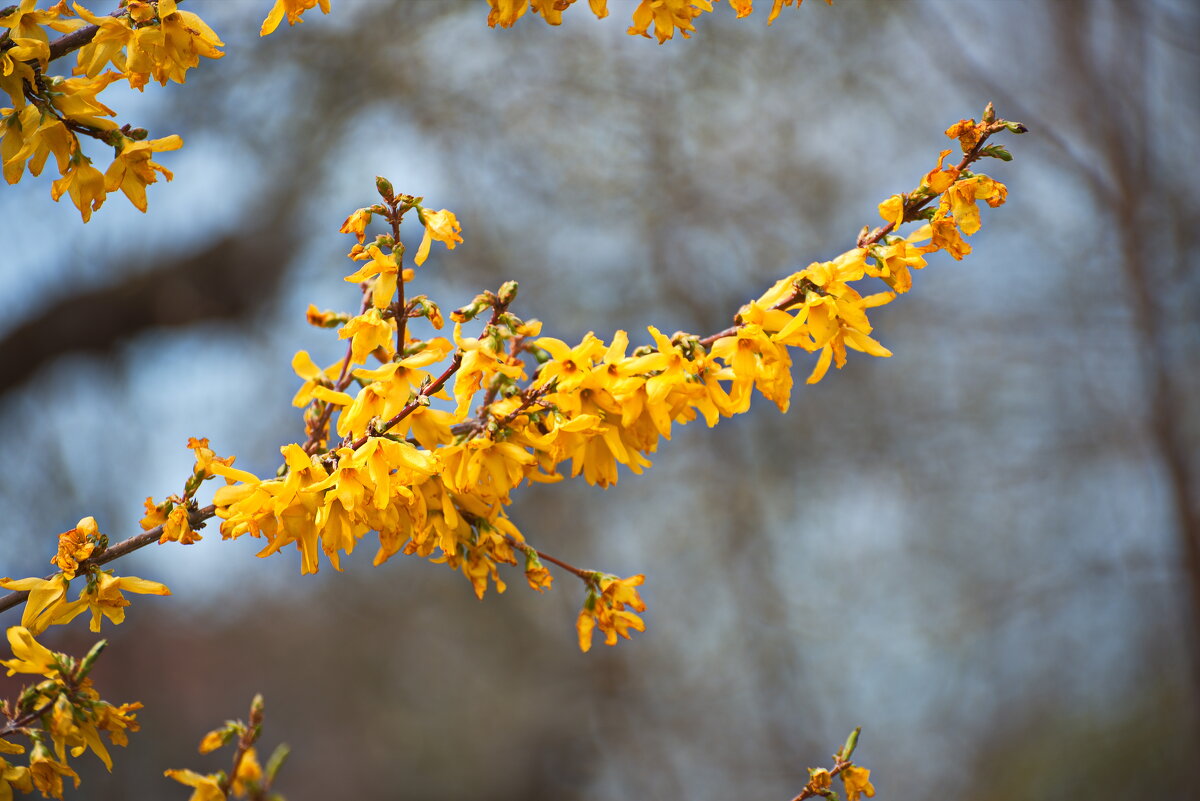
[1,0,833,226]
[485,0,833,42]
[164,694,286,801]
[1,627,142,800]
[205,115,1015,651]
[0,0,222,219]
[1,517,170,636]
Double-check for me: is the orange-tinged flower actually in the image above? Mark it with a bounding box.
[50,517,98,579]
[809,768,832,790]
[841,765,875,800]
[627,0,711,43]
[945,117,985,152]
[486,0,529,28]
[28,744,79,800]
[577,573,646,651]
[160,504,201,544]
[922,148,958,193]
[768,0,831,26]
[339,207,373,243]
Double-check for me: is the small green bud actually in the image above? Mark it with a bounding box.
[980,144,1013,162]
[77,639,108,679]
[840,726,861,760]
[375,176,394,201]
[1004,120,1029,134]
[982,102,996,123]
[498,280,519,306]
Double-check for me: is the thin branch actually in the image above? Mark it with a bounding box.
[700,117,1018,348]
[0,505,216,615]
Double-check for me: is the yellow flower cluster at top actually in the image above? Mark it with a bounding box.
[485,0,833,42]
[200,112,1019,652]
[0,0,226,219]
[2,0,831,225]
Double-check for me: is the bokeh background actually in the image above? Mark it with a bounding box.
[1,0,1197,798]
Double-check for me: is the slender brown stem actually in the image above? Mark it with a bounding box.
[700,117,1016,349]
[0,505,216,615]
[788,758,852,801]
[0,701,52,740]
[504,536,591,581]
[339,352,463,453]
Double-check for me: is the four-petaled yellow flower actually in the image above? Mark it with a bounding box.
[414,209,463,267]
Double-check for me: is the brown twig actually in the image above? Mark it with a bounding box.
[699,115,1018,349]
[219,695,263,796]
[338,352,463,453]
[498,535,592,581]
[0,505,216,615]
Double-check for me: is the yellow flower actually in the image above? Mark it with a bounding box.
[809,767,832,791]
[0,0,84,41]
[104,135,182,212]
[72,3,135,77]
[140,497,170,531]
[164,768,226,801]
[627,0,711,43]
[927,217,971,260]
[1,626,60,677]
[768,0,831,26]
[576,574,646,652]
[339,207,373,243]
[841,765,875,800]
[76,572,171,631]
[877,193,905,230]
[344,244,400,310]
[232,746,262,796]
[51,154,107,221]
[414,208,463,267]
[0,757,33,800]
[338,309,396,365]
[160,504,201,544]
[94,701,141,748]
[0,576,78,635]
[486,0,529,28]
[289,350,344,407]
[261,0,331,37]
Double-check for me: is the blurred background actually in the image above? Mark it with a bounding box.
[1,0,1197,798]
